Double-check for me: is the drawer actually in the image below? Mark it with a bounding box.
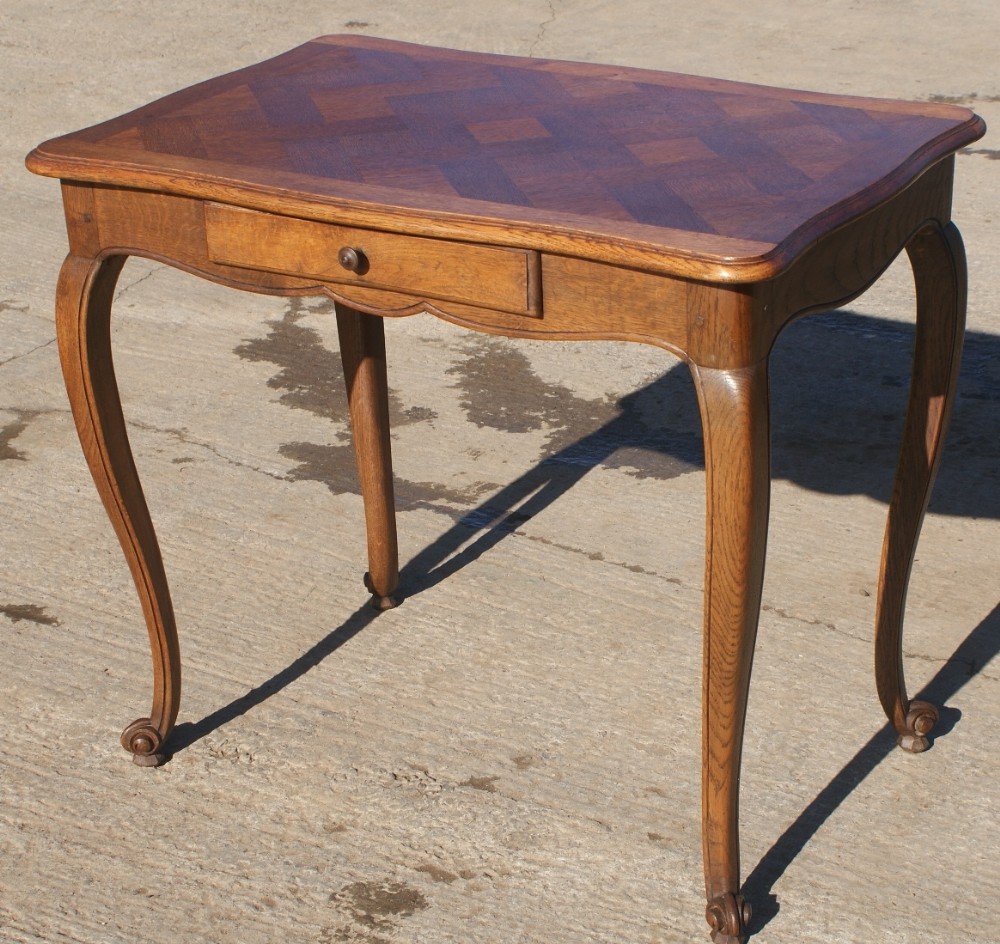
[205,204,540,316]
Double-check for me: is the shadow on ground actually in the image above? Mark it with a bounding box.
[232,301,1000,523]
[171,304,998,936]
[743,600,1000,934]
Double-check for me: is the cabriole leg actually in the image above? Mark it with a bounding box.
[335,303,400,610]
[875,221,967,752]
[55,253,181,766]
[691,361,771,943]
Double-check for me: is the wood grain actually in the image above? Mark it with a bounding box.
[55,250,180,767]
[27,35,983,942]
[26,35,984,282]
[206,203,540,316]
[692,361,770,944]
[875,220,967,752]
[336,304,400,611]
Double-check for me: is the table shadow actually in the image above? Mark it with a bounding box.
[171,306,997,930]
[743,601,1000,935]
[767,311,999,519]
[394,309,1000,596]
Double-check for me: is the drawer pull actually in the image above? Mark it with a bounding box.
[338,246,368,274]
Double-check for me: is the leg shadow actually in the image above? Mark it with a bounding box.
[165,401,686,758]
[744,601,1000,934]
[172,308,998,804]
[166,602,381,756]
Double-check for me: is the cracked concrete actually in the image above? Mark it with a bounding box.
[528,0,561,58]
[113,264,166,302]
[2,3,999,944]
[128,418,296,484]
[0,337,55,367]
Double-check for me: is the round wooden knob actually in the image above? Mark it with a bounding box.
[338,246,366,272]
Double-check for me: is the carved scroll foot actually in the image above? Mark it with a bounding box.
[121,718,168,767]
[706,892,751,944]
[364,571,399,611]
[897,699,939,753]
[57,246,181,766]
[692,360,769,944]
[875,221,965,751]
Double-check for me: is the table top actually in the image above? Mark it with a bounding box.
[27,35,985,281]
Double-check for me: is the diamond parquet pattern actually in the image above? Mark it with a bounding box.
[38,36,981,266]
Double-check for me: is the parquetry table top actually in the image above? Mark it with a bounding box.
[26,35,985,281]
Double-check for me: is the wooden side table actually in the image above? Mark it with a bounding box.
[26,36,985,942]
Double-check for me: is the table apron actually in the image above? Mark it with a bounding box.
[63,162,957,369]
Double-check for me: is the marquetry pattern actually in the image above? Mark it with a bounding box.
[69,36,970,246]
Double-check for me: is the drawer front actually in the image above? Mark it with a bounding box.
[205,204,539,316]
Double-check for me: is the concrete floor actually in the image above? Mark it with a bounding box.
[2,3,999,943]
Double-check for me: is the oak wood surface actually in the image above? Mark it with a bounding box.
[206,203,541,315]
[26,35,984,282]
[27,36,982,943]
[692,361,770,944]
[55,248,180,768]
[336,305,400,610]
[876,220,967,753]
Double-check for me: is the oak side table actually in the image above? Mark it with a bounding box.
[27,36,985,943]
